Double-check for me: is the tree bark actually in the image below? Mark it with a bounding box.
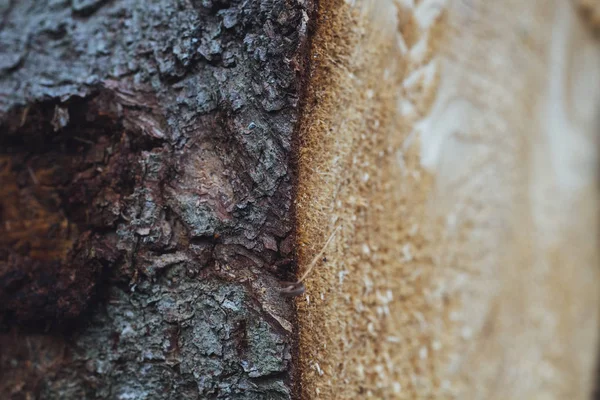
[0,0,314,399]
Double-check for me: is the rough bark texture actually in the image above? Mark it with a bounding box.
[0,0,313,398]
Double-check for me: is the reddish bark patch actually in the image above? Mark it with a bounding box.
[0,93,140,325]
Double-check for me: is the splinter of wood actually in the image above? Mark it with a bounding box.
[278,281,306,297]
[278,225,341,297]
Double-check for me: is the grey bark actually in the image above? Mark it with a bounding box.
[0,0,314,399]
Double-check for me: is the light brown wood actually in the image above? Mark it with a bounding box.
[295,0,600,398]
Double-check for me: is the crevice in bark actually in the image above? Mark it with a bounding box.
[0,92,143,326]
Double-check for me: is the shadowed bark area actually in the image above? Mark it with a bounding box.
[0,0,314,398]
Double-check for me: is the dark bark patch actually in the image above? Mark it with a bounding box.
[71,0,110,17]
[0,93,144,324]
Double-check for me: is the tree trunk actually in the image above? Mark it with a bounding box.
[3,0,600,400]
[0,0,313,398]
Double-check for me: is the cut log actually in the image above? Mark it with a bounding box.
[295,0,600,399]
[1,0,599,399]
